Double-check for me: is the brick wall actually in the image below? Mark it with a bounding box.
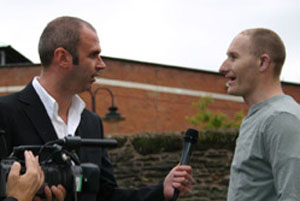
[1,57,300,134]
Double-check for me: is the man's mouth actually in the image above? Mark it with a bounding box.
[91,73,100,82]
[226,77,236,88]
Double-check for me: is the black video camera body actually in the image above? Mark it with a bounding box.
[0,136,117,201]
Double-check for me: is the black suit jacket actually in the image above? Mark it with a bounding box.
[0,82,164,201]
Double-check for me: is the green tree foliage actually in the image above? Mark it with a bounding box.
[187,96,244,130]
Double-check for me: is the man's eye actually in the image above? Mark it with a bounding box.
[91,53,99,58]
[229,55,237,61]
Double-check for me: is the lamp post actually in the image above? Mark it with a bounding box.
[89,87,125,123]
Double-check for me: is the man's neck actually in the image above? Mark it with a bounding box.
[244,81,284,107]
[37,76,74,124]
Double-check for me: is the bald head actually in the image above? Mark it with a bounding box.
[240,28,286,77]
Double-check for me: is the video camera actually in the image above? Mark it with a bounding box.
[0,136,118,201]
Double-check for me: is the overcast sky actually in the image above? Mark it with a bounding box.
[1,0,300,83]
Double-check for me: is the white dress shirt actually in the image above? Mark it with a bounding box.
[32,77,86,139]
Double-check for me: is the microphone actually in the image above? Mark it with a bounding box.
[66,136,118,147]
[54,136,118,149]
[170,128,199,201]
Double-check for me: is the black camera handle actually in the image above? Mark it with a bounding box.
[0,130,7,159]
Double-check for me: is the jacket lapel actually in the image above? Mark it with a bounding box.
[18,82,58,143]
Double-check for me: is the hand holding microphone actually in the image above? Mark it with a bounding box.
[163,128,198,201]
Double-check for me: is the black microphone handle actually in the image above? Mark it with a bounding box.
[170,128,198,201]
[171,189,180,201]
[170,143,193,201]
[179,143,193,165]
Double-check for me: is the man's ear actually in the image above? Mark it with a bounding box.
[53,47,73,69]
[259,54,271,72]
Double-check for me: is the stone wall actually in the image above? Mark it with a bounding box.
[107,131,238,201]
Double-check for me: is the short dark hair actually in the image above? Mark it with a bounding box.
[38,16,96,67]
[242,28,286,76]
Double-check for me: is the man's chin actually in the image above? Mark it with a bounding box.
[78,85,92,93]
[227,88,240,96]
[84,86,92,92]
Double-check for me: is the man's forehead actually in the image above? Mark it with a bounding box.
[80,25,98,38]
[228,34,251,53]
[78,26,100,46]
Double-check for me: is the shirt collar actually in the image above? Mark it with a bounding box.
[32,76,56,119]
[32,76,86,122]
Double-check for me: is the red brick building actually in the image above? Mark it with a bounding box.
[1,56,300,134]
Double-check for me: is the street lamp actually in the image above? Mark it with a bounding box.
[89,87,125,123]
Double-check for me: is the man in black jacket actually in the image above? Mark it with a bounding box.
[0,16,193,201]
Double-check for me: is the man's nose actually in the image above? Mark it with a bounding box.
[96,56,106,70]
[219,59,228,75]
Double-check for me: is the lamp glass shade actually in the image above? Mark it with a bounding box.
[103,106,125,123]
